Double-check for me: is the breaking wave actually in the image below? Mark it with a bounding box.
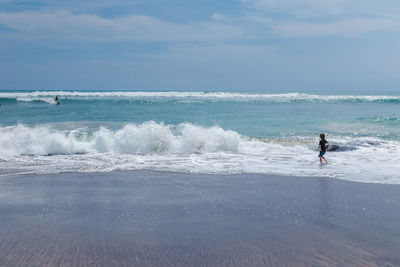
[0,122,241,158]
[1,122,400,184]
[16,97,56,104]
[1,91,400,103]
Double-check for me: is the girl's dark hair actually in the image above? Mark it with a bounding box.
[320,133,325,139]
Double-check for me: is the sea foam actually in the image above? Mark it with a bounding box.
[1,122,400,184]
[1,91,400,103]
[0,122,240,158]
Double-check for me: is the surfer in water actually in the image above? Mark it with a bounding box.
[54,96,60,105]
[318,133,330,165]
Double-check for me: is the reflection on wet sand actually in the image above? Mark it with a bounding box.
[0,171,400,266]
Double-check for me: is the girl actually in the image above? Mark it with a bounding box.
[318,133,330,164]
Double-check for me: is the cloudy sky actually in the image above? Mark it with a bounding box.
[0,0,399,91]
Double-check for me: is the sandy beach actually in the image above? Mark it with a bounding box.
[0,170,399,266]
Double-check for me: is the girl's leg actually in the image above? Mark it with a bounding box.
[322,156,328,164]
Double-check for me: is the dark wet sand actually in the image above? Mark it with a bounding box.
[0,171,400,266]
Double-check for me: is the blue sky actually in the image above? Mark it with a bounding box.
[0,0,399,91]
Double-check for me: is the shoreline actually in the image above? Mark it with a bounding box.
[3,168,398,186]
[1,170,400,266]
[3,166,399,185]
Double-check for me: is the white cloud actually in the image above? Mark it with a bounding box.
[241,0,353,18]
[242,0,346,15]
[211,13,225,21]
[0,2,399,43]
[242,0,400,18]
[0,11,243,42]
[241,1,400,38]
[272,17,400,37]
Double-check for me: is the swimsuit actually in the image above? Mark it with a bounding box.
[318,139,328,157]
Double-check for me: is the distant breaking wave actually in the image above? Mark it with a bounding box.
[0,91,400,103]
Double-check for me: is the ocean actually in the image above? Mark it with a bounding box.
[0,90,399,184]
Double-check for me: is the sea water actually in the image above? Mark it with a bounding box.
[0,91,399,184]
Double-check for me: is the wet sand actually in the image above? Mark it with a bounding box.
[0,171,400,266]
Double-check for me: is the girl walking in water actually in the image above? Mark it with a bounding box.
[318,133,330,165]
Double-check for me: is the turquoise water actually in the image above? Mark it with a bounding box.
[0,91,399,183]
[1,92,399,139]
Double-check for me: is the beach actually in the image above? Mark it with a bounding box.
[2,0,400,264]
[1,170,399,266]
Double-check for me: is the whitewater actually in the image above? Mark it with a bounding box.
[0,91,399,184]
[1,91,400,103]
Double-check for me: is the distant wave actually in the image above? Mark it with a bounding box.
[16,97,56,104]
[1,122,400,184]
[0,91,399,103]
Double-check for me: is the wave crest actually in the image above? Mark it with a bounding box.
[0,122,241,158]
[1,91,400,103]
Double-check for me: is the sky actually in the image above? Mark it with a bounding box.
[0,0,399,92]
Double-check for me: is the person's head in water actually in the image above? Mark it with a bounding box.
[320,133,325,140]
